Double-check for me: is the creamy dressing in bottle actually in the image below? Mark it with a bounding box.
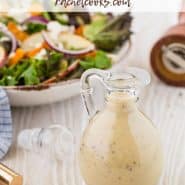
[79,69,163,185]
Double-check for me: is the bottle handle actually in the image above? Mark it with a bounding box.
[81,69,111,118]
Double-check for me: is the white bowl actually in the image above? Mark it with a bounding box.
[3,42,131,106]
[5,80,80,106]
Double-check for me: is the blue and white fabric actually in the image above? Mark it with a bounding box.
[0,88,12,159]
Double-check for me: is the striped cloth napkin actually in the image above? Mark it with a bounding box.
[0,88,12,159]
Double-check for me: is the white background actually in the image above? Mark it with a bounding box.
[0,0,184,12]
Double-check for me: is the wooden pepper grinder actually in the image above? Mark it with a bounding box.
[151,1,185,87]
[0,163,23,185]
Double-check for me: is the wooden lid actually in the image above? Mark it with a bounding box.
[150,24,185,87]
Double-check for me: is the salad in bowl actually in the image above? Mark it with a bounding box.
[0,12,132,106]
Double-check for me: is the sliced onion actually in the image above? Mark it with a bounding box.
[22,16,49,25]
[0,23,17,55]
[42,31,95,57]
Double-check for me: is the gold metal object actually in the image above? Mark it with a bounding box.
[0,163,22,185]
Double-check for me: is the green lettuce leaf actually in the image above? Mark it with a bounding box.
[0,76,17,86]
[83,14,107,41]
[0,51,63,86]
[25,23,47,34]
[19,64,40,85]
[80,50,111,70]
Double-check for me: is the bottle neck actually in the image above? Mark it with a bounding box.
[105,91,138,111]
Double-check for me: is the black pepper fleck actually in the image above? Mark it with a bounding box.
[92,146,96,149]
[179,92,183,97]
[133,161,136,165]
[101,156,104,160]
[126,164,132,171]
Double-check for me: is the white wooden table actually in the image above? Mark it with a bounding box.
[2,13,185,185]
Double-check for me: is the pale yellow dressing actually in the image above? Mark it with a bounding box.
[79,92,163,185]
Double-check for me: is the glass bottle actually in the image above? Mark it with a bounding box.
[79,68,163,185]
